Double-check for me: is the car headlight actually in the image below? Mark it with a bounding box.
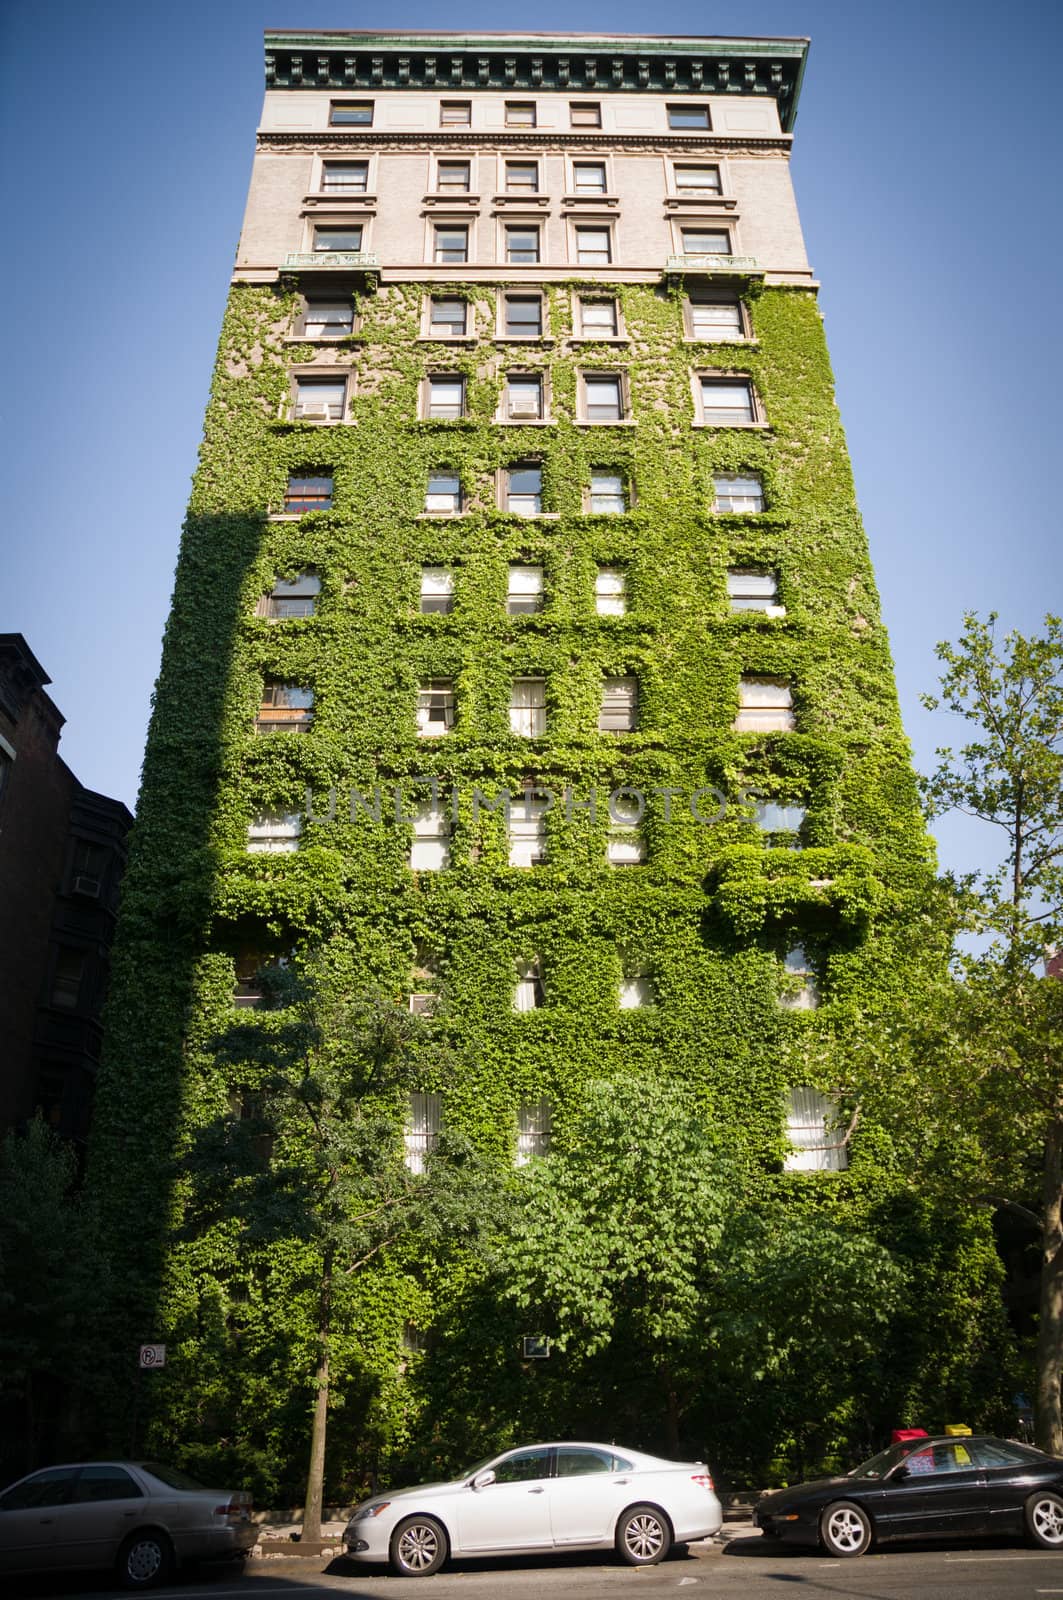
[352,1501,391,1522]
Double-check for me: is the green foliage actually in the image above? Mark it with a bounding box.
[84,279,1014,1497]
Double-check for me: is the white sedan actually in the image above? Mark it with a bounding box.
[343,1441,722,1575]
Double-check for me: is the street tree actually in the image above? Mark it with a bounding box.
[190,962,500,1538]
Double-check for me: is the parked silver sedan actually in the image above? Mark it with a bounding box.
[344,1441,723,1575]
[0,1460,257,1587]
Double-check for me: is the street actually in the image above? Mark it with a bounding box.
[9,1536,1063,1600]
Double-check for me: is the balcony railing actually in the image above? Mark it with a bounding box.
[282,251,380,271]
[665,254,762,276]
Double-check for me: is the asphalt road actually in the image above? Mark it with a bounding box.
[9,1535,1063,1600]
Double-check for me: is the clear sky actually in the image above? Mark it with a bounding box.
[2,0,1059,882]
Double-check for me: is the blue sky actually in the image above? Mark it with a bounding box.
[2,0,1059,882]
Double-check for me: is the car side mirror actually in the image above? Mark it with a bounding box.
[471,1470,496,1491]
[890,1465,909,1482]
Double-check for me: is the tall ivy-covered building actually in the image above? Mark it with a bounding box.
[89,32,1004,1486]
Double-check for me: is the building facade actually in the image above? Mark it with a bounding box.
[0,635,131,1146]
[88,32,997,1481]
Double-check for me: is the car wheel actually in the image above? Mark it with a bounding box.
[117,1530,174,1589]
[820,1501,872,1558]
[1026,1490,1063,1549]
[616,1503,672,1566]
[390,1514,447,1576]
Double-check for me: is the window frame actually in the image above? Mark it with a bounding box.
[516,1097,553,1164]
[508,676,547,737]
[255,680,315,734]
[508,794,549,866]
[419,566,455,615]
[432,222,470,265]
[506,564,545,615]
[572,223,613,266]
[416,678,456,738]
[513,955,545,1006]
[677,224,733,257]
[695,372,763,428]
[439,99,472,127]
[423,372,467,421]
[666,103,711,129]
[435,157,473,194]
[569,100,602,127]
[713,472,765,513]
[318,158,371,195]
[504,158,541,194]
[424,295,470,340]
[784,1085,844,1166]
[574,295,623,341]
[404,1091,442,1170]
[504,222,542,265]
[599,675,638,733]
[734,676,796,733]
[329,100,374,126]
[297,298,356,341]
[310,221,366,255]
[504,100,537,127]
[579,370,629,425]
[502,461,544,517]
[423,471,464,516]
[281,474,334,515]
[258,569,322,618]
[671,161,723,195]
[727,568,784,616]
[289,371,350,424]
[594,566,627,616]
[246,810,303,854]
[501,371,547,424]
[585,470,628,514]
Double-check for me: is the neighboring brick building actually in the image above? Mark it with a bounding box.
[0,635,132,1145]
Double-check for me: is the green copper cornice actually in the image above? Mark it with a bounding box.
[263,31,810,132]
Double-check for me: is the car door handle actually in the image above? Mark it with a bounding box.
[529,1487,545,1494]
[614,1478,630,1485]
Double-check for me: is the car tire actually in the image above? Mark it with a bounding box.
[820,1501,872,1558]
[1026,1490,1063,1549]
[390,1514,447,1576]
[117,1529,174,1589]
[616,1503,672,1566]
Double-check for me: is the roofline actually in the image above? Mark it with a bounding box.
[265,31,810,49]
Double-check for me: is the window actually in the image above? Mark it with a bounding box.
[575,226,611,265]
[784,1086,845,1168]
[504,462,542,516]
[675,163,721,192]
[293,376,347,422]
[256,681,314,733]
[259,571,321,619]
[735,677,794,732]
[516,1098,552,1164]
[755,800,806,837]
[595,567,626,615]
[681,227,730,255]
[689,294,745,342]
[619,967,653,1008]
[505,161,539,192]
[404,1092,441,1172]
[507,565,544,614]
[578,298,618,338]
[700,376,758,425]
[416,679,456,737]
[51,947,85,1009]
[599,676,637,732]
[429,296,467,337]
[582,374,624,422]
[320,160,368,193]
[572,161,608,194]
[313,224,364,253]
[570,101,602,126]
[728,570,782,615]
[714,473,764,513]
[780,949,818,1012]
[330,101,373,125]
[420,567,455,614]
[513,956,545,1006]
[510,793,548,866]
[434,225,468,264]
[425,472,462,514]
[506,225,540,264]
[303,301,355,339]
[0,1468,79,1511]
[437,159,471,192]
[233,950,287,1009]
[505,374,543,421]
[70,839,106,896]
[668,104,711,128]
[556,1448,632,1477]
[409,804,451,870]
[588,471,625,513]
[503,294,542,338]
[509,677,546,736]
[505,101,536,126]
[440,99,471,126]
[283,474,333,513]
[426,375,465,419]
[247,811,302,853]
[608,796,645,865]
[73,1466,144,1504]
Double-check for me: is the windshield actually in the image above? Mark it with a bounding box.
[139,1462,210,1492]
[459,1455,499,1481]
[847,1443,922,1480]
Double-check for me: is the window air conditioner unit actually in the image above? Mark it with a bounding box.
[296,405,331,421]
[72,875,102,898]
[510,400,540,418]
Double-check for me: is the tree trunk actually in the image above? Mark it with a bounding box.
[301,1255,333,1541]
[1035,1117,1063,1456]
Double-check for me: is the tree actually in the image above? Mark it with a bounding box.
[858,614,1063,1452]
[187,963,500,1537]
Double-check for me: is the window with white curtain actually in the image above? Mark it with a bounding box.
[513,956,544,1010]
[409,803,450,871]
[303,300,355,338]
[734,677,795,732]
[416,679,455,737]
[509,677,546,736]
[714,473,764,512]
[689,295,744,341]
[420,567,455,614]
[425,473,462,514]
[589,472,626,513]
[246,812,302,853]
[607,797,645,866]
[727,570,783,614]
[507,566,544,614]
[404,1091,441,1173]
[779,946,817,1010]
[599,676,637,732]
[784,1086,847,1171]
[619,968,653,1009]
[699,377,757,425]
[426,375,465,419]
[508,793,548,866]
[516,1097,553,1164]
[595,568,627,616]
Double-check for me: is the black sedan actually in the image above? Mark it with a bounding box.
[755,1435,1063,1557]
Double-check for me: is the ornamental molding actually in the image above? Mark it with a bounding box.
[256,132,793,158]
